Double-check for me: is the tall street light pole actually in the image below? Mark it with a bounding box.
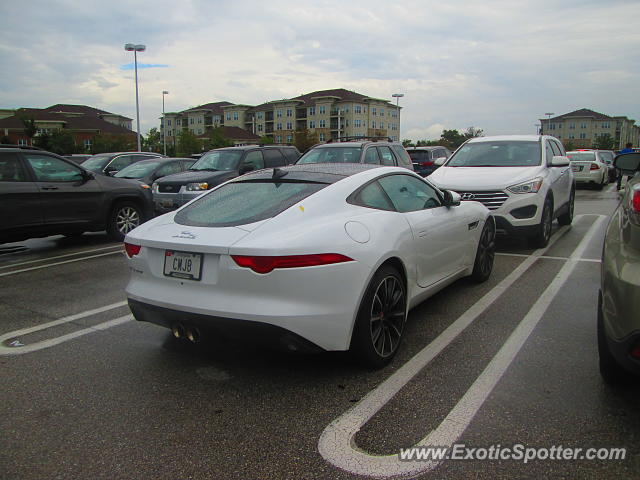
[125,43,146,151]
[544,112,554,135]
[162,90,169,156]
[392,93,404,141]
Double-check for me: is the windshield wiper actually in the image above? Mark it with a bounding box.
[191,167,218,171]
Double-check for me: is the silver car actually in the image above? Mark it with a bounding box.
[599,152,640,383]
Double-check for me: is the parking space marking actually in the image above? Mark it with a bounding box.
[496,252,601,263]
[0,245,122,270]
[0,301,128,355]
[318,215,606,478]
[0,251,123,278]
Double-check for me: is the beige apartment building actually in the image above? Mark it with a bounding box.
[161,89,402,145]
[540,108,639,150]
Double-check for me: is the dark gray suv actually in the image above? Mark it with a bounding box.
[0,146,154,243]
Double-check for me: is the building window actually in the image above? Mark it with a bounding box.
[198,117,203,124]
[226,113,231,121]
[277,109,283,118]
[580,122,587,129]
[18,138,28,146]
[257,112,263,119]
[308,106,315,116]
[579,133,587,139]
[276,135,282,143]
[319,106,326,115]
[319,120,326,128]
[354,105,362,114]
[286,134,292,143]
[190,118,194,124]
[380,122,384,129]
[379,108,384,117]
[557,123,562,129]
[569,123,575,130]
[372,121,376,128]
[276,122,283,130]
[308,120,316,129]
[198,129,203,135]
[233,112,239,121]
[84,139,92,149]
[167,119,172,126]
[372,108,377,116]
[355,119,362,128]
[286,122,292,130]
[602,121,610,128]
[286,109,293,117]
[319,133,325,141]
[258,124,263,132]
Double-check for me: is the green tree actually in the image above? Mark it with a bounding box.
[464,127,484,139]
[20,117,37,145]
[203,126,233,150]
[294,129,318,153]
[176,129,202,157]
[592,133,615,150]
[0,135,11,144]
[563,140,575,151]
[143,127,162,153]
[90,134,136,153]
[440,129,466,149]
[49,130,79,155]
[402,139,413,147]
[258,135,274,145]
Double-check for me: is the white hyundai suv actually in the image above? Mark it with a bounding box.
[428,135,574,247]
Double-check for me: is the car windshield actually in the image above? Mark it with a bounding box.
[447,141,541,167]
[175,180,327,227]
[191,151,243,171]
[567,152,596,162]
[115,159,163,178]
[81,154,113,172]
[297,147,362,164]
[408,150,430,162]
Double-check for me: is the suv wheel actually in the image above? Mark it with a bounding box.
[596,172,605,191]
[557,189,574,226]
[107,201,142,241]
[530,198,553,248]
[350,265,407,368]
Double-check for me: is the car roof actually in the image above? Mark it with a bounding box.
[407,146,446,150]
[467,135,544,143]
[234,163,380,184]
[210,145,296,152]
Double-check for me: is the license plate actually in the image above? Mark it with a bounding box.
[572,165,583,172]
[164,250,203,280]
[161,199,174,208]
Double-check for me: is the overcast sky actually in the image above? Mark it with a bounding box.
[1,0,639,142]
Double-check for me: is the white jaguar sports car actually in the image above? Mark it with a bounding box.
[124,164,495,367]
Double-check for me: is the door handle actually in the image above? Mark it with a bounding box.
[41,186,59,190]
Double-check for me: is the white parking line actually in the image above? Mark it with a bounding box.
[318,215,606,478]
[0,251,123,278]
[0,301,128,355]
[0,245,122,270]
[496,252,601,263]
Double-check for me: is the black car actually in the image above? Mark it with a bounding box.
[153,145,301,213]
[114,157,196,187]
[81,151,165,176]
[406,146,452,177]
[0,146,154,243]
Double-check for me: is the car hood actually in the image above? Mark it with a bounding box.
[155,169,237,185]
[429,166,545,191]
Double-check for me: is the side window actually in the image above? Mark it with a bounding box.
[283,148,300,164]
[350,181,395,211]
[262,149,284,168]
[25,154,83,182]
[181,160,196,171]
[378,175,442,212]
[0,153,28,182]
[391,145,413,167]
[549,141,562,157]
[377,146,396,166]
[108,155,134,172]
[552,140,565,156]
[545,142,555,166]
[156,162,183,178]
[364,147,380,164]
[243,150,266,170]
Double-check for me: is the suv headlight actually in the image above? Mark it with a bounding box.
[152,182,159,193]
[186,182,209,191]
[507,177,544,194]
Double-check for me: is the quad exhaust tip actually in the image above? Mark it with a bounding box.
[171,324,185,339]
[186,327,201,344]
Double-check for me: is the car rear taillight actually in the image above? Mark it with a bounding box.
[124,242,141,258]
[418,161,434,167]
[631,343,640,359]
[590,163,600,170]
[231,253,353,274]
[633,190,640,213]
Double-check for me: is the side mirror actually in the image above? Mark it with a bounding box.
[81,170,95,181]
[434,157,447,166]
[551,155,570,167]
[442,190,461,207]
[614,152,640,174]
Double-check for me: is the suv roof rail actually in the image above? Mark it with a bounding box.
[0,143,44,150]
[328,135,394,143]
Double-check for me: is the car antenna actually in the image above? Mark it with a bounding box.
[272,167,288,179]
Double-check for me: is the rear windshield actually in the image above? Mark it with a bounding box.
[447,141,541,167]
[408,150,430,161]
[174,180,327,227]
[191,150,243,171]
[567,152,596,162]
[598,152,614,163]
[115,159,162,178]
[81,154,112,171]
[297,147,362,164]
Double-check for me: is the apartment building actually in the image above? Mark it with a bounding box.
[540,108,639,150]
[162,89,402,145]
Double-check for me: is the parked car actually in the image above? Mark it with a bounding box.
[598,152,640,384]
[596,150,618,183]
[566,150,609,190]
[63,154,92,164]
[114,157,196,188]
[0,145,153,243]
[406,146,452,177]
[81,152,165,176]
[152,145,301,214]
[428,135,574,247]
[295,137,414,171]
[124,164,494,367]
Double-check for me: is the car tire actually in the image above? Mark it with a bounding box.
[530,198,553,248]
[557,189,575,226]
[351,264,407,369]
[596,173,605,190]
[107,201,143,241]
[470,218,496,283]
[597,292,634,385]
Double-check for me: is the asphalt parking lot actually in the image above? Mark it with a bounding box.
[1,183,638,479]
